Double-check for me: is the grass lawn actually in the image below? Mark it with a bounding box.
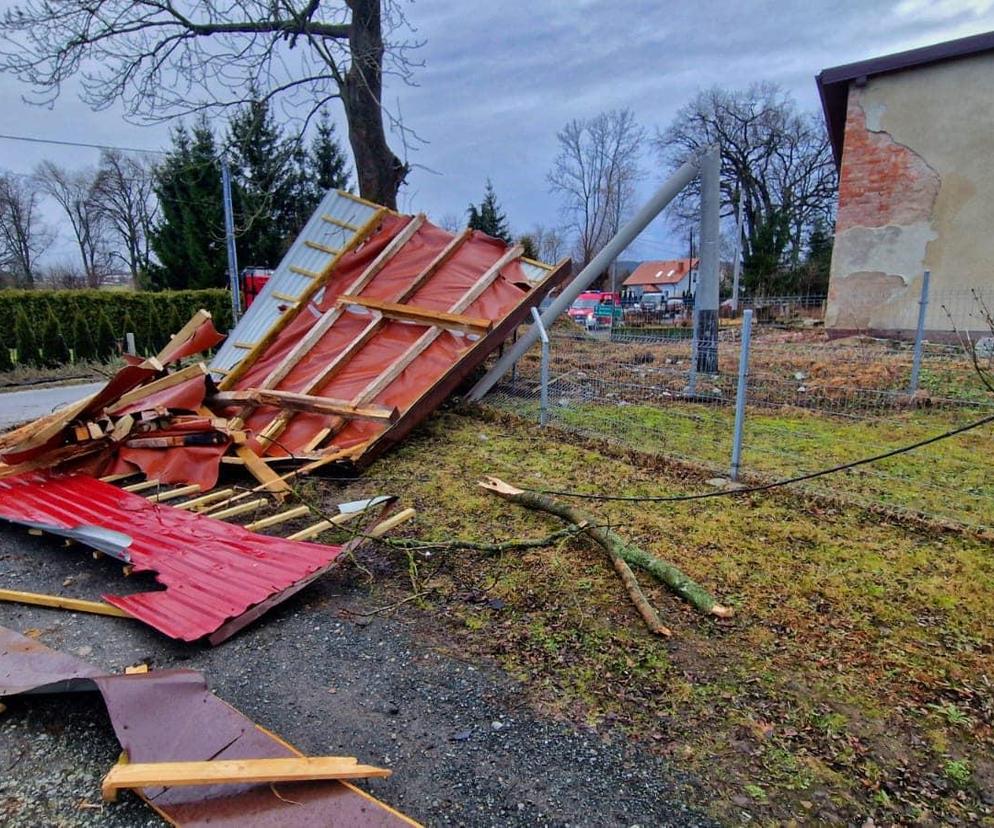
[318,410,994,825]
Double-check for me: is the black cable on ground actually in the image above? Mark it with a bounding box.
[523,412,994,503]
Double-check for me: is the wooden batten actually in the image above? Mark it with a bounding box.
[337,295,493,334]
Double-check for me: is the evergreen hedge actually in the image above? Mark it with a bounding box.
[0,289,233,367]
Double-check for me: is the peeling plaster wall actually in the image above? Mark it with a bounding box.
[826,52,994,336]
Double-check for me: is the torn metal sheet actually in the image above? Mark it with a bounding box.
[0,472,346,643]
[0,626,419,827]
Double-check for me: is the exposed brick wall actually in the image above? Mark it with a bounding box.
[835,92,940,233]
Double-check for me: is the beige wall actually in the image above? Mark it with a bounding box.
[826,52,994,336]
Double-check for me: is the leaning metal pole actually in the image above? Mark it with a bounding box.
[467,150,709,402]
[694,144,721,375]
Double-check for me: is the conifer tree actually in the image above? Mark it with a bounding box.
[149,117,226,289]
[39,311,69,367]
[467,179,512,243]
[14,307,38,365]
[92,310,118,361]
[70,312,95,361]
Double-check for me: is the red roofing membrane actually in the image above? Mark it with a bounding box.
[231,215,538,458]
[0,472,343,643]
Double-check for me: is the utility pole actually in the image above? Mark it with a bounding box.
[730,187,744,313]
[221,157,241,324]
[693,144,721,375]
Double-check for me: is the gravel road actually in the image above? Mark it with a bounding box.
[0,526,716,827]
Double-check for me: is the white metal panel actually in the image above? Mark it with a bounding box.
[210,190,381,377]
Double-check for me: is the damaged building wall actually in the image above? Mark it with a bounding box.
[826,51,994,338]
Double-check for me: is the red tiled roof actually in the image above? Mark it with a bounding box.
[622,259,698,287]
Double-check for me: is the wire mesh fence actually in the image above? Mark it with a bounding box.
[483,289,994,530]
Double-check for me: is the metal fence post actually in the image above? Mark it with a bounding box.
[908,270,931,396]
[729,309,753,481]
[531,307,550,426]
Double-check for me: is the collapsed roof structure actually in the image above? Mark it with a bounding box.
[0,190,569,643]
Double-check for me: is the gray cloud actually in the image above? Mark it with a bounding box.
[0,0,991,265]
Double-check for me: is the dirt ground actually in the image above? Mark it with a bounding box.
[1,406,992,826]
[0,525,714,827]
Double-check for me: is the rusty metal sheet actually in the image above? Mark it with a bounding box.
[0,626,419,827]
[0,472,345,643]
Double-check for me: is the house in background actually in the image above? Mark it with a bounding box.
[622,258,698,301]
[817,31,994,339]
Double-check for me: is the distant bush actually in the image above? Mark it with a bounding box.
[0,289,232,366]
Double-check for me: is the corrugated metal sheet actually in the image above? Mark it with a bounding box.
[0,472,344,643]
[210,190,383,377]
[0,626,420,827]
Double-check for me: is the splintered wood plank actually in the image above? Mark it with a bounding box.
[337,295,493,334]
[101,756,390,802]
[368,507,417,538]
[0,588,131,618]
[218,207,387,391]
[155,309,211,364]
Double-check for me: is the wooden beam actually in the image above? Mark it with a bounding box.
[271,290,299,303]
[218,207,387,391]
[0,588,131,618]
[285,511,358,541]
[368,507,417,538]
[212,389,396,422]
[146,484,202,503]
[321,213,360,231]
[243,504,311,531]
[172,488,236,511]
[107,363,208,413]
[122,478,161,493]
[305,239,340,254]
[337,295,492,334]
[155,309,211,364]
[101,756,391,802]
[206,498,270,521]
[234,445,292,494]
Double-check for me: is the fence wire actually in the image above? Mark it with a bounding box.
[483,291,994,530]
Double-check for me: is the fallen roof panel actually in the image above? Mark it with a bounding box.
[0,472,345,643]
[0,626,419,827]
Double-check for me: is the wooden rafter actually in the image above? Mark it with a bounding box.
[337,295,493,334]
[212,389,397,422]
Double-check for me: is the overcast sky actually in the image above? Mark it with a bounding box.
[1,0,992,268]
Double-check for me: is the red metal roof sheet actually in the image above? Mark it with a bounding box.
[0,472,344,643]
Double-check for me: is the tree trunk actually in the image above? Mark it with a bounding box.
[343,0,408,210]
[480,477,733,622]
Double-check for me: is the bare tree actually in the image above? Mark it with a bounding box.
[548,109,644,268]
[93,150,158,279]
[0,1,420,209]
[35,162,111,288]
[654,83,837,287]
[0,171,52,287]
[528,224,568,264]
